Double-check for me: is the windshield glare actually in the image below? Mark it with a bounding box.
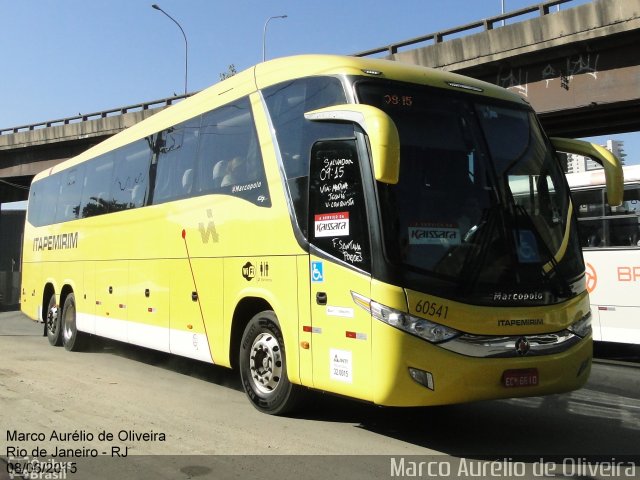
[356,81,583,303]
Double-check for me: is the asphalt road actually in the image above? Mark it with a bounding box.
[1,311,639,479]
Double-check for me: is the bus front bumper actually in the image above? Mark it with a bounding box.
[371,321,592,407]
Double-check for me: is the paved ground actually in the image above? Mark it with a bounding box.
[1,311,639,479]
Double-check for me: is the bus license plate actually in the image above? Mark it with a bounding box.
[502,368,539,388]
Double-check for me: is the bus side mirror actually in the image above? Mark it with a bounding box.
[550,137,624,207]
[304,104,400,184]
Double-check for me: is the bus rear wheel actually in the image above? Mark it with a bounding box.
[239,311,302,415]
[61,293,88,352]
[46,294,62,346]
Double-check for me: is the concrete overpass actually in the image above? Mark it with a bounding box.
[356,0,640,138]
[0,96,188,203]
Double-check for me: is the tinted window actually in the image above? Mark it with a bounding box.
[28,175,61,227]
[357,80,583,301]
[27,96,268,225]
[573,185,640,248]
[263,76,352,233]
[573,188,604,219]
[152,117,201,204]
[54,165,85,223]
[197,97,269,206]
[80,153,115,218]
[263,76,349,180]
[108,139,152,212]
[26,182,39,226]
[609,186,640,247]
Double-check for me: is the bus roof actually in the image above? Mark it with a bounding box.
[253,54,525,104]
[566,164,640,189]
[32,54,528,183]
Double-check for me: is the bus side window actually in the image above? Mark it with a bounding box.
[28,175,61,227]
[152,117,201,204]
[606,185,640,247]
[26,182,41,226]
[80,154,115,218]
[54,166,86,223]
[572,187,605,248]
[197,97,270,206]
[109,139,153,212]
[262,76,350,234]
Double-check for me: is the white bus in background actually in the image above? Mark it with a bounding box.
[568,164,640,345]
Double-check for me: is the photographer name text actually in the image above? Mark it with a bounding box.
[6,428,166,458]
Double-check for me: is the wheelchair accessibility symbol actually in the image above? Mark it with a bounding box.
[311,261,324,282]
[516,230,540,263]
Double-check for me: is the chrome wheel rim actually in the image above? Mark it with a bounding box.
[62,302,75,343]
[249,332,283,394]
[47,305,58,335]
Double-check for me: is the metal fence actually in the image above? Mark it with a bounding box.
[0,93,192,136]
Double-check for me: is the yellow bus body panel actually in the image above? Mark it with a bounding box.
[309,256,373,399]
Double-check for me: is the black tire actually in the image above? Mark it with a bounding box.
[239,311,302,415]
[61,293,88,352]
[45,294,62,346]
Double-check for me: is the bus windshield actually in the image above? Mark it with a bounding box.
[356,80,584,305]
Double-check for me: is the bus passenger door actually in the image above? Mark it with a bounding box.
[307,139,374,400]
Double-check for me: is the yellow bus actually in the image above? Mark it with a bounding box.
[21,55,623,414]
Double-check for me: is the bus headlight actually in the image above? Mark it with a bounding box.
[568,312,592,338]
[371,301,460,343]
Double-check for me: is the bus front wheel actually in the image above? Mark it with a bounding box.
[46,294,62,346]
[61,293,88,352]
[239,311,302,415]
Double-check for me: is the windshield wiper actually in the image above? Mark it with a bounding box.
[457,204,501,294]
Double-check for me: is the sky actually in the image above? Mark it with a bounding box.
[0,0,636,165]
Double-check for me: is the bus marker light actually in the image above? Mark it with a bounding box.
[148,307,156,313]
[346,331,367,340]
[350,291,371,313]
[181,229,186,239]
[502,368,539,388]
[187,324,193,330]
[300,341,310,350]
[409,368,434,390]
[303,326,322,334]
[446,81,483,92]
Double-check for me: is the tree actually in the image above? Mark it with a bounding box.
[219,64,237,81]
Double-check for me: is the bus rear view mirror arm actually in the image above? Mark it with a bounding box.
[550,137,624,207]
[305,104,400,184]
